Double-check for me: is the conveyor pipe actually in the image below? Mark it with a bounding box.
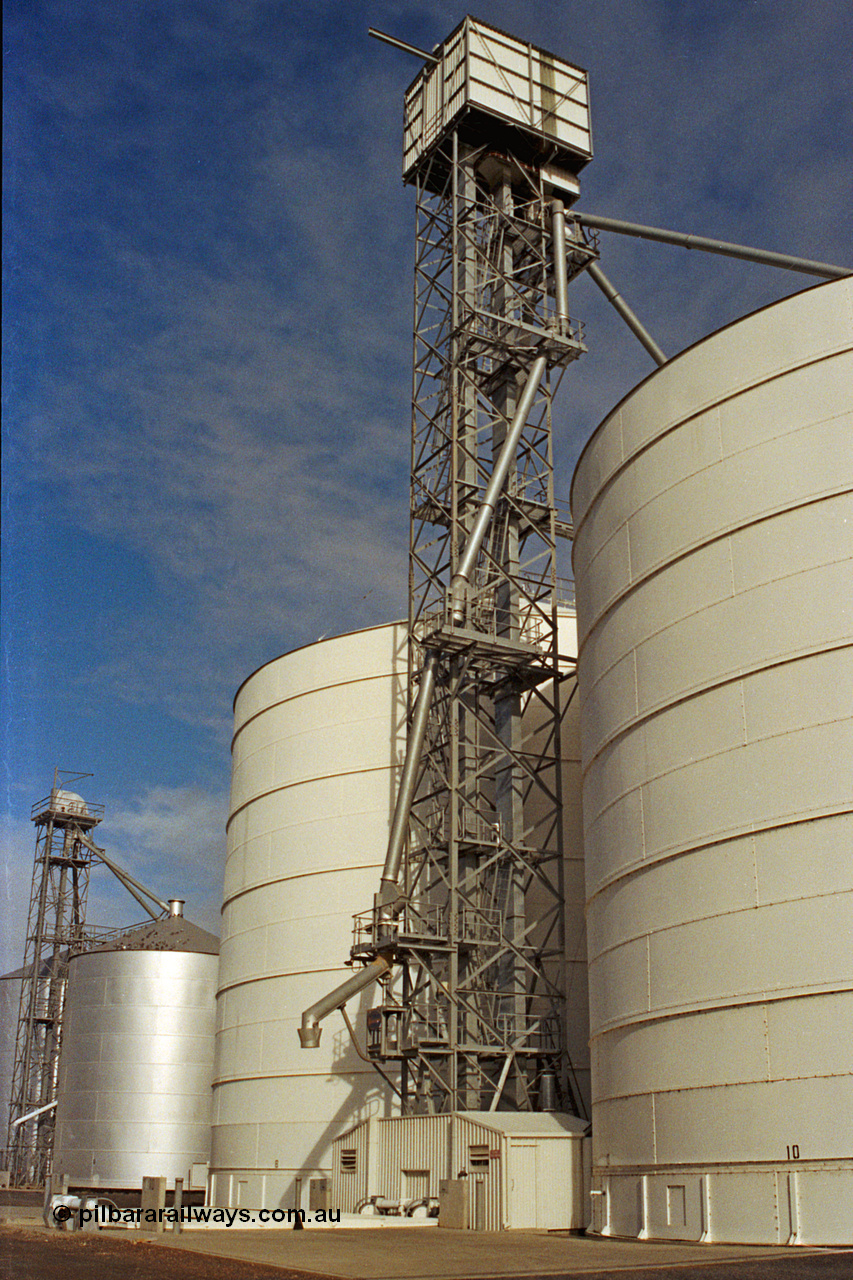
[574,212,852,279]
[11,1099,57,1129]
[551,200,569,333]
[585,261,667,366]
[368,28,439,64]
[378,648,439,910]
[78,833,170,918]
[298,954,392,1048]
[449,354,548,624]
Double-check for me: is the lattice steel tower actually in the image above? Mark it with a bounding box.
[301,17,597,1116]
[5,774,103,1185]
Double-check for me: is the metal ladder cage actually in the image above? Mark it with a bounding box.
[379,129,595,1114]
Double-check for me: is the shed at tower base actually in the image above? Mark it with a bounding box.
[571,278,853,1246]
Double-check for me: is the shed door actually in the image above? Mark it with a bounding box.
[508,1141,538,1228]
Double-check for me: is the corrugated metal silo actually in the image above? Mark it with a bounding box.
[52,914,218,1191]
[571,279,853,1245]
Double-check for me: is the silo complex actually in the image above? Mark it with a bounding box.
[210,615,588,1209]
[52,914,218,1191]
[571,279,853,1245]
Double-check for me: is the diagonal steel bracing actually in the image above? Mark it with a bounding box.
[351,132,596,1114]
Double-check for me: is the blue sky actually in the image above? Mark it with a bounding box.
[2,0,851,1000]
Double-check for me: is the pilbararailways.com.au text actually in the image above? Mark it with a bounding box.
[54,1205,340,1227]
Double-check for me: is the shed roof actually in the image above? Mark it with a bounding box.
[334,1110,589,1143]
[461,1111,589,1137]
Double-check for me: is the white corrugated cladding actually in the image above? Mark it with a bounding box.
[453,1112,588,1231]
[378,1114,449,1204]
[333,1111,588,1230]
[332,1117,376,1214]
[571,278,853,1246]
[403,16,591,181]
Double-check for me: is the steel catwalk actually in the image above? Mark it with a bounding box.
[571,278,853,1246]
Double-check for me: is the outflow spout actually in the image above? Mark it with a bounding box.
[299,954,392,1048]
[449,354,548,625]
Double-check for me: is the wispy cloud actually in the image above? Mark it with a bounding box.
[3,0,850,945]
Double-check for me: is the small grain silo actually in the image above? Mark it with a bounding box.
[210,612,588,1210]
[52,907,218,1194]
[571,278,853,1246]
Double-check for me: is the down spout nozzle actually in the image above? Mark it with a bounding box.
[298,1019,322,1050]
[298,953,393,1049]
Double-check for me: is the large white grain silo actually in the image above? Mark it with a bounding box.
[210,613,588,1210]
[571,278,853,1246]
[52,911,218,1192]
[210,623,408,1211]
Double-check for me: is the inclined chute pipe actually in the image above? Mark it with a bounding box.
[585,261,667,366]
[11,1099,57,1129]
[297,654,438,1048]
[449,353,548,625]
[298,954,392,1048]
[377,648,439,912]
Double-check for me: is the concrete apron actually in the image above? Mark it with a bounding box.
[154,1225,848,1280]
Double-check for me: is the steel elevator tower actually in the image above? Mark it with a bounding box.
[300,19,597,1116]
[362,21,595,1114]
[5,775,103,1185]
[5,773,174,1185]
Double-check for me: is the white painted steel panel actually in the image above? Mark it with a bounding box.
[53,947,217,1189]
[211,622,409,1211]
[572,279,853,1245]
[600,1164,853,1246]
[403,17,591,183]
